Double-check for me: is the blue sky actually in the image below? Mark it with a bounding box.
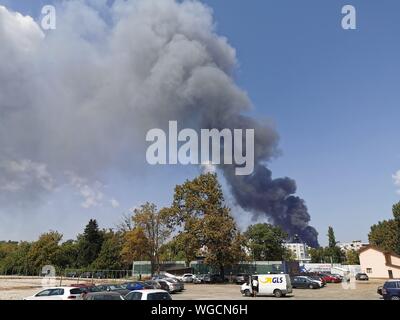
[1,0,399,246]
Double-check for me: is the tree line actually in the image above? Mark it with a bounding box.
[0,173,295,277]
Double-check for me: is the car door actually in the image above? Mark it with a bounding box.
[298,278,308,288]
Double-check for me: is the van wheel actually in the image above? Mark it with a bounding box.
[391,296,400,300]
[244,290,251,297]
[274,289,282,298]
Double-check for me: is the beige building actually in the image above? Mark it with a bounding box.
[359,246,400,279]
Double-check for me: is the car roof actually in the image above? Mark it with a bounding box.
[86,291,122,296]
[129,289,169,294]
[42,286,80,290]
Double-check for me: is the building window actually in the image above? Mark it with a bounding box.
[366,268,372,274]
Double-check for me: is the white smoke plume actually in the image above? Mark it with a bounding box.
[0,0,318,245]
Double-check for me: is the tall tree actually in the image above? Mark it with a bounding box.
[202,206,247,279]
[131,202,171,275]
[244,223,288,261]
[77,219,104,267]
[27,231,63,272]
[325,227,344,263]
[327,226,337,248]
[368,219,398,253]
[92,231,123,270]
[54,240,79,270]
[121,227,149,267]
[166,173,246,277]
[393,202,400,255]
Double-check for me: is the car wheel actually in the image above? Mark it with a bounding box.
[274,289,283,298]
[391,296,400,300]
[244,290,251,297]
[309,284,314,289]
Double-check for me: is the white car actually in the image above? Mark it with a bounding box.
[179,273,194,283]
[124,289,172,300]
[24,287,83,300]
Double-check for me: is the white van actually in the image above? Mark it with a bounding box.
[240,274,292,298]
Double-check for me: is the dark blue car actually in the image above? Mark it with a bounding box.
[122,281,153,291]
[382,280,400,300]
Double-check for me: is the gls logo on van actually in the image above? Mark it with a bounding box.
[259,277,284,284]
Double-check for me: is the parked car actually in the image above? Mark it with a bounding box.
[156,279,181,293]
[81,272,92,279]
[122,281,153,291]
[331,274,344,280]
[66,272,79,278]
[297,273,326,286]
[306,276,325,287]
[291,276,320,289]
[355,273,369,281]
[152,274,168,280]
[235,273,250,285]
[203,274,225,284]
[125,289,172,301]
[165,278,184,291]
[94,271,106,279]
[193,274,206,284]
[241,274,292,298]
[318,273,341,283]
[79,291,124,300]
[179,273,194,283]
[24,287,83,300]
[144,280,161,289]
[95,284,130,296]
[381,280,400,300]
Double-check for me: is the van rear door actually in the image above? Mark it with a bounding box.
[285,275,293,293]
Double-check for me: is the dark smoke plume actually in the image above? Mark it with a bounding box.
[200,113,319,247]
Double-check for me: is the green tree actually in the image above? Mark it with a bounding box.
[166,173,246,277]
[244,223,288,261]
[0,241,31,275]
[92,231,123,270]
[121,227,149,267]
[27,231,63,272]
[328,226,337,248]
[159,238,187,262]
[131,202,171,275]
[345,249,360,265]
[393,202,400,255]
[309,247,326,263]
[368,219,398,252]
[54,240,79,270]
[77,219,104,267]
[368,201,400,255]
[202,206,247,279]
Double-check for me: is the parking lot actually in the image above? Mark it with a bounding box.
[0,276,385,300]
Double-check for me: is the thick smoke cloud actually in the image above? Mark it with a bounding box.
[0,0,318,245]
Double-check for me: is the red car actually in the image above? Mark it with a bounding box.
[318,273,341,283]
